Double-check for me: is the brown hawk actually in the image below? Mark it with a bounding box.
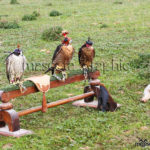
[45,33,74,81]
[78,38,95,79]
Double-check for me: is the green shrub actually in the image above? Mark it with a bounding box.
[100,24,108,28]
[113,1,123,4]
[10,0,19,4]
[0,20,20,29]
[22,14,37,21]
[47,3,52,6]
[49,10,62,17]
[32,11,40,17]
[42,26,63,41]
[22,11,40,21]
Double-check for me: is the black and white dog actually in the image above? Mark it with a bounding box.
[84,84,120,112]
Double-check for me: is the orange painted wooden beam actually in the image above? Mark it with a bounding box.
[18,91,95,117]
[0,71,100,103]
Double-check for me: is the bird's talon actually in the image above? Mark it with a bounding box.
[52,74,62,81]
[12,82,16,85]
[17,82,26,93]
[22,85,27,93]
[62,78,65,82]
[62,71,67,82]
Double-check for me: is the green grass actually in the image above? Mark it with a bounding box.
[0,0,150,149]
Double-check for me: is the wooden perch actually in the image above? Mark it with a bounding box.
[18,91,95,117]
[0,69,100,103]
[0,70,101,136]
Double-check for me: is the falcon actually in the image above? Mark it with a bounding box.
[78,38,95,79]
[45,31,75,81]
[6,45,27,92]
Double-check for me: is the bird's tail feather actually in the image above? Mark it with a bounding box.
[45,68,53,74]
[83,67,88,79]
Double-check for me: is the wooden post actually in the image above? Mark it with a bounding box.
[42,92,47,113]
[0,103,20,132]
[18,91,95,117]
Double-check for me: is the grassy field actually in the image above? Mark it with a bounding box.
[0,0,150,149]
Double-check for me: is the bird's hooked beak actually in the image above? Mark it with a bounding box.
[69,40,72,44]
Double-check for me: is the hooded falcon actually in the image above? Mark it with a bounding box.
[6,45,27,88]
[78,38,95,79]
[45,31,75,81]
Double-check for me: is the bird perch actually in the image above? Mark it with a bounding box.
[0,69,100,103]
[0,69,100,137]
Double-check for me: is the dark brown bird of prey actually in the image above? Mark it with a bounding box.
[78,38,95,79]
[6,45,27,91]
[45,31,75,81]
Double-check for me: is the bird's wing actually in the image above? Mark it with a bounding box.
[22,55,27,71]
[72,47,75,58]
[78,44,86,65]
[93,48,95,58]
[67,46,75,65]
[52,44,63,62]
[5,52,13,61]
[6,54,13,82]
[78,47,82,64]
[6,58,10,81]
